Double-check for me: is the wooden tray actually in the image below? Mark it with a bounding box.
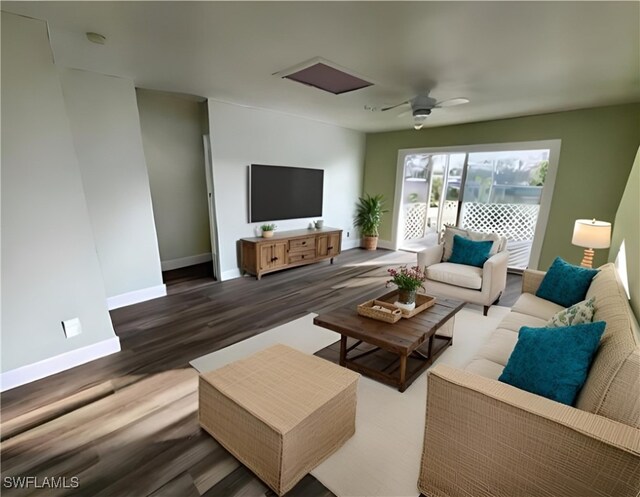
[357,299,403,323]
[380,292,437,319]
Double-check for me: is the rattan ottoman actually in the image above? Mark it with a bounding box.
[198,344,359,495]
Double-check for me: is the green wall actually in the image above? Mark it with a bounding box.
[364,104,640,270]
[609,147,639,320]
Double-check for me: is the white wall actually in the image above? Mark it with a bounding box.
[1,13,118,377]
[60,69,165,301]
[136,90,212,269]
[207,101,366,279]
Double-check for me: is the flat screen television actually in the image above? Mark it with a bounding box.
[249,164,324,223]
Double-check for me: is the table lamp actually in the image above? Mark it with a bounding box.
[571,219,611,268]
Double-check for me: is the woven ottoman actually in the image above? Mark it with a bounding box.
[198,344,359,495]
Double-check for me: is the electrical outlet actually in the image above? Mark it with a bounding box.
[62,318,82,338]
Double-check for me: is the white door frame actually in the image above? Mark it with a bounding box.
[392,139,561,269]
[203,134,222,280]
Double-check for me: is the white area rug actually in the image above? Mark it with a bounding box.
[191,306,510,497]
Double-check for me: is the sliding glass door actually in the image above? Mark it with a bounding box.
[394,141,559,270]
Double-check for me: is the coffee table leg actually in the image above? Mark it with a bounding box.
[399,354,407,392]
[339,335,347,367]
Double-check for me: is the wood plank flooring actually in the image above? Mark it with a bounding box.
[1,249,521,497]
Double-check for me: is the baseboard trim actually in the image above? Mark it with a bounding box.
[0,337,121,392]
[376,239,395,250]
[161,253,212,271]
[220,268,242,281]
[107,284,167,310]
[342,238,362,250]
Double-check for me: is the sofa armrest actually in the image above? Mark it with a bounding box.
[419,364,640,497]
[522,268,546,294]
[417,244,444,269]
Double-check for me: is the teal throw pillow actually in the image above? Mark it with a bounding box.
[448,234,493,268]
[498,321,605,406]
[536,257,598,308]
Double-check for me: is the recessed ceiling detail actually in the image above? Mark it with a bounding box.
[280,59,373,95]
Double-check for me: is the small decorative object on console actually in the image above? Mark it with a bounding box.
[260,223,277,238]
[387,265,428,311]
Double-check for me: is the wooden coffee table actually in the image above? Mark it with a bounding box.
[313,292,465,392]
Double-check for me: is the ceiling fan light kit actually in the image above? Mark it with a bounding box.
[370,92,470,130]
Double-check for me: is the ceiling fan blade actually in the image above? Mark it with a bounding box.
[434,97,470,108]
[380,101,409,112]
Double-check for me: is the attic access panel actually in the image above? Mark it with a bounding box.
[283,62,373,95]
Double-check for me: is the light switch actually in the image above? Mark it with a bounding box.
[62,318,82,338]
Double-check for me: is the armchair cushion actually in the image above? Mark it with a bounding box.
[498,321,606,405]
[426,262,483,290]
[448,234,493,268]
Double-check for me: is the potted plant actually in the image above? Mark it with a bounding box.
[354,193,388,250]
[386,265,428,311]
[261,223,277,238]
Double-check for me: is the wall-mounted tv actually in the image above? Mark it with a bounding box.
[249,164,324,223]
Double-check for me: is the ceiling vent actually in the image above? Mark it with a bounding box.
[276,58,373,95]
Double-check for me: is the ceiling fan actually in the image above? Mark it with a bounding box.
[367,93,470,130]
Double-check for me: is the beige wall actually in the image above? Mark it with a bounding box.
[1,13,117,372]
[136,90,211,267]
[61,69,164,298]
[609,147,640,320]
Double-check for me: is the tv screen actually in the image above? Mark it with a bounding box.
[249,164,324,223]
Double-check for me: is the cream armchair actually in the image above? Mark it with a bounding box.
[417,237,509,316]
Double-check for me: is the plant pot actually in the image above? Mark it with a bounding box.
[363,236,378,250]
[394,289,417,311]
[262,230,274,238]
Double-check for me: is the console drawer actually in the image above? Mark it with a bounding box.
[288,249,316,263]
[289,237,316,252]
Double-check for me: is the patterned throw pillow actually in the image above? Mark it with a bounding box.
[448,234,493,268]
[499,322,606,406]
[547,297,596,327]
[536,257,599,308]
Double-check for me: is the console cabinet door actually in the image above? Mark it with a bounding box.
[259,242,287,270]
[327,233,341,257]
[316,235,329,257]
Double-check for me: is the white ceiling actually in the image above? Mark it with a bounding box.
[4,1,639,132]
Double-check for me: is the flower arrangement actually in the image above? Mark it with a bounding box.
[386,265,428,292]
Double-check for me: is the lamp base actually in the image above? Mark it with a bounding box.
[580,248,595,269]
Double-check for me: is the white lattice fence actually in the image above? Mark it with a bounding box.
[460,203,539,242]
[404,203,427,240]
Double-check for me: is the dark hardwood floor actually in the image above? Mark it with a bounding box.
[1,249,521,497]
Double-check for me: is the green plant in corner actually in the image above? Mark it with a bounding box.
[354,193,388,250]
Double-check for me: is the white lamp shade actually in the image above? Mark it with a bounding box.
[572,219,611,249]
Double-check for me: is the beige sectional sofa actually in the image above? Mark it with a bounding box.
[419,263,640,497]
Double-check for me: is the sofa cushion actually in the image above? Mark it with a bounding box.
[512,293,565,321]
[442,226,468,261]
[536,257,599,308]
[499,311,548,332]
[547,297,596,328]
[448,235,493,268]
[474,328,519,366]
[575,263,640,427]
[464,357,504,380]
[498,322,606,406]
[426,262,483,290]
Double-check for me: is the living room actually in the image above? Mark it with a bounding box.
[2,2,639,496]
